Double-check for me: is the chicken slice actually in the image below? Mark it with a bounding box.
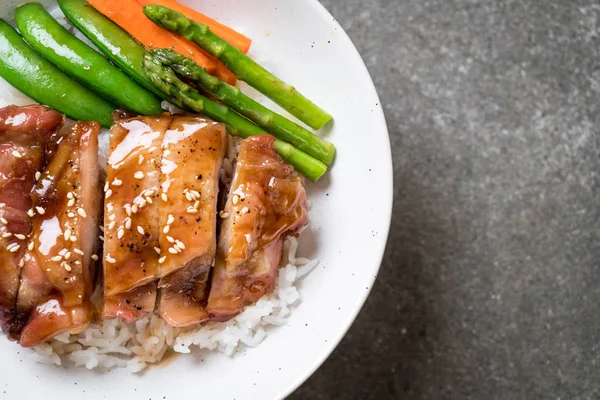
[17,121,101,346]
[157,117,227,327]
[102,116,170,321]
[19,298,92,347]
[0,105,63,335]
[207,135,309,321]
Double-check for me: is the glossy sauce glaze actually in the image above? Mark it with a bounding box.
[0,105,63,336]
[102,116,168,321]
[17,121,101,347]
[158,118,227,327]
[207,135,308,321]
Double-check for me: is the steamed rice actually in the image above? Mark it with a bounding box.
[30,235,318,372]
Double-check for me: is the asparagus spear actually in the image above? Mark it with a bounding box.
[151,48,335,165]
[142,54,327,181]
[143,5,332,130]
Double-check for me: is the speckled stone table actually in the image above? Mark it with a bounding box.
[290,0,600,399]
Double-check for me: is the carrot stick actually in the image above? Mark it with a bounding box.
[135,0,251,53]
[87,0,217,74]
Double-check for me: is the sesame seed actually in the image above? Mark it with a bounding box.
[241,207,249,214]
[190,190,201,199]
[154,247,161,254]
[145,190,155,197]
[117,229,124,239]
[232,195,239,205]
[158,256,166,264]
[67,192,74,199]
[99,235,104,241]
[175,240,186,250]
[14,234,25,240]
[149,146,157,152]
[193,200,200,210]
[104,182,109,192]
[168,247,178,254]
[58,248,67,256]
[166,236,175,243]
[99,225,105,233]
[73,248,84,256]
[28,242,34,251]
[51,255,62,262]
[108,221,115,230]
[137,198,147,208]
[187,207,198,214]
[64,229,72,241]
[18,258,24,267]
[163,225,170,234]
[91,254,99,261]
[220,211,230,219]
[107,204,114,212]
[161,193,168,202]
[125,218,132,230]
[64,251,71,260]
[167,214,175,225]
[67,199,75,207]
[137,226,145,235]
[124,204,132,216]
[11,150,22,158]
[185,192,193,202]
[70,235,77,242]
[105,254,116,264]
[131,204,139,214]
[138,155,144,164]
[35,171,41,181]
[134,171,144,179]
[105,189,113,199]
[68,212,76,218]
[0,217,7,224]
[112,178,122,186]
[35,207,45,215]
[2,232,11,238]
[27,209,35,217]
[146,196,153,204]
[64,264,72,272]
[77,208,87,218]
[8,244,19,253]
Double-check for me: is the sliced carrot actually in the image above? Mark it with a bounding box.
[135,0,251,53]
[87,0,217,74]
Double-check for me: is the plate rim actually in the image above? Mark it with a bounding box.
[277,1,394,398]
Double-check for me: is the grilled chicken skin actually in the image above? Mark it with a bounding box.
[102,116,169,322]
[0,105,63,336]
[17,121,101,347]
[207,135,308,321]
[157,118,227,327]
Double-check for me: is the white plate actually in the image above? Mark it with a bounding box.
[0,0,392,399]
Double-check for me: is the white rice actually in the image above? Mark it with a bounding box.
[30,235,318,372]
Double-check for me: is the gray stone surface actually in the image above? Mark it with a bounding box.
[290,0,600,399]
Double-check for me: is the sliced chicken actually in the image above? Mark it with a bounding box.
[157,117,226,327]
[102,116,169,321]
[206,135,309,321]
[0,105,63,335]
[17,121,101,347]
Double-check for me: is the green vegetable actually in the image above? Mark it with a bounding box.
[58,0,164,100]
[15,2,163,116]
[143,5,332,130]
[152,48,336,165]
[0,19,116,126]
[143,53,328,181]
